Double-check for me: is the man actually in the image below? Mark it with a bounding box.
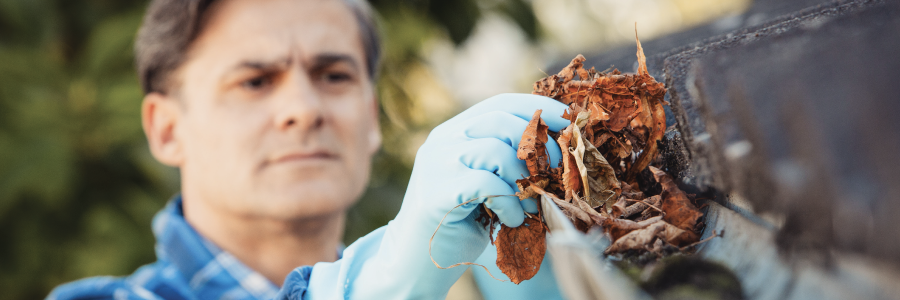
[49,0,569,299]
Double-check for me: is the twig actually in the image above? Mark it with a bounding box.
[599,120,628,150]
[625,198,663,213]
[537,68,550,77]
[430,194,516,282]
[679,230,723,251]
[485,207,496,244]
[623,201,646,218]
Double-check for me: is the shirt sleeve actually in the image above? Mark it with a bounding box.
[47,277,164,300]
[273,266,314,300]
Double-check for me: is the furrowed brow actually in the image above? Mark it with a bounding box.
[230,57,293,73]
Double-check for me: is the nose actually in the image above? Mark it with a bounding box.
[274,71,325,132]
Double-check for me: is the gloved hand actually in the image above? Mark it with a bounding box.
[300,93,570,300]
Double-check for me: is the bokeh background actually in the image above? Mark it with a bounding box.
[0,0,748,298]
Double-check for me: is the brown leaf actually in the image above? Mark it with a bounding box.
[623,30,667,183]
[599,93,642,132]
[532,74,561,98]
[650,166,702,231]
[496,217,547,284]
[533,55,587,101]
[517,109,550,176]
[556,124,582,201]
[658,221,699,246]
[620,181,644,199]
[573,193,606,225]
[584,140,621,209]
[602,215,663,241]
[588,101,610,123]
[532,184,593,228]
[569,112,590,200]
[635,26,648,77]
[558,54,586,82]
[605,221,666,254]
[515,176,548,201]
[570,111,621,210]
[604,218,698,254]
[610,195,628,219]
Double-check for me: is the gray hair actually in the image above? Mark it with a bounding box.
[134,0,381,95]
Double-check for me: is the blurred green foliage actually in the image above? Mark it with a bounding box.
[0,0,540,298]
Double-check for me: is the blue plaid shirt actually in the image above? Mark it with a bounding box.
[47,196,319,300]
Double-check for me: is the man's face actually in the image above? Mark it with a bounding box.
[166,0,380,219]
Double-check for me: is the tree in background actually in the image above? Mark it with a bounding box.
[0,0,537,298]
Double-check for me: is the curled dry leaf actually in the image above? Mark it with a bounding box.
[658,221,699,247]
[515,176,548,201]
[604,220,695,254]
[623,31,668,183]
[569,112,589,199]
[650,166,702,231]
[568,111,621,210]
[605,221,667,254]
[602,215,663,241]
[495,217,547,284]
[531,184,594,226]
[573,193,606,225]
[517,109,550,176]
[557,124,582,201]
[610,196,629,219]
[582,136,621,210]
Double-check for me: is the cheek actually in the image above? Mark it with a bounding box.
[185,105,269,173]
[328,97,376,160]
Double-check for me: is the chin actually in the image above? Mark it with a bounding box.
[255,178,364,219]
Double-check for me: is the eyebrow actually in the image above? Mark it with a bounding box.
[309,53,360,74]
[225,53,360,75]
[229,57,293,73]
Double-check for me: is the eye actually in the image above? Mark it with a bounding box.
[321,71,352,83]
[242,75,272,90]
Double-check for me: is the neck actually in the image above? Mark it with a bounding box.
[182,195,344,286]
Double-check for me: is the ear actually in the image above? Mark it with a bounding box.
[142,92,184,167]
[366,94,382,155]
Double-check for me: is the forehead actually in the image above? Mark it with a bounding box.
[190,0,363,67]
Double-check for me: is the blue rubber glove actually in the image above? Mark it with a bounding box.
[302,93,569,300]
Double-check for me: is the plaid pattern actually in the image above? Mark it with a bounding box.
[48,196,314,300]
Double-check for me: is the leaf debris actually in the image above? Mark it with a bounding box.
[487,29,710,283]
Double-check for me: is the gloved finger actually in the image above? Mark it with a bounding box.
[452,139,532,227]
[449,93,571,132]
[460,111,528,147]
[484,194,526,227]
[435,169,520,225]
[455,138,529,189]
[521,197,539,214]
[460,111,563,172]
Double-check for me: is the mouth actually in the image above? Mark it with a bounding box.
[269,150,339,165]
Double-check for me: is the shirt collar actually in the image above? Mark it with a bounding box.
[152,195,280,300]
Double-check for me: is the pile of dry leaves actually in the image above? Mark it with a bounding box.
[487,34,707,284]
